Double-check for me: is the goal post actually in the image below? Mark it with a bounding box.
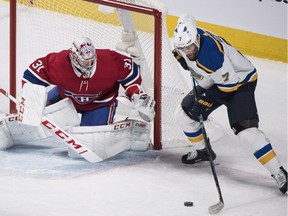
[9,0,17,114]
[84,0,164,150]
[9,0,166,150]
[7,0,198,150]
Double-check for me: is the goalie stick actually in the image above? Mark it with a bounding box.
[191,75,224,214]
[0,86,103,163]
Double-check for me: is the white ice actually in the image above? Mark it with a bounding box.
[0,1,287,216]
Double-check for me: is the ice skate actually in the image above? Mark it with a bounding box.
[272,166,287,194]
[182,147,216,164]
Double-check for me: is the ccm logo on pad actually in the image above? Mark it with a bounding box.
[113,122,132,130]
[41,120,87,154]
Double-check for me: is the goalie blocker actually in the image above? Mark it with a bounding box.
[0,98,152,160]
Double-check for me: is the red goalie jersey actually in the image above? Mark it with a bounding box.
[22,49,142,111]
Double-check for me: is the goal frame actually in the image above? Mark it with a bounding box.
[9,0,164,149]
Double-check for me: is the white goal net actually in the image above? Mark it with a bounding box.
[6,0,223,149]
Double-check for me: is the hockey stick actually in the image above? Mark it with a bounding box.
[191,76,224,214]
[0,86,103,163]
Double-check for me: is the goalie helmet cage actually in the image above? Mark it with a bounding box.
[9,0,192,150]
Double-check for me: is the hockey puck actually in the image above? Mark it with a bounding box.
[184,201,193,207]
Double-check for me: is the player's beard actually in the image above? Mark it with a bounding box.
[186,47,199,61]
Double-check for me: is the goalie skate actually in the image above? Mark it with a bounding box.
[182,147,216,165]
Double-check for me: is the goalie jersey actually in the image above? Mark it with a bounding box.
[22,49,142,111]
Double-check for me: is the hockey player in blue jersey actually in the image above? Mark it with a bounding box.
[172,14,287,194]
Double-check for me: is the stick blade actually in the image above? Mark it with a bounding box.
[208,201,224,214]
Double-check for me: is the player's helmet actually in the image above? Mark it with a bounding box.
[69,37,96,78]
[173,15,200,51]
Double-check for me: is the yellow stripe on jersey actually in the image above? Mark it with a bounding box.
[205,31,224,54]
[247,71,258,82]
[216,71,258,92]
[196,60,214,73]
[217,83,244,92]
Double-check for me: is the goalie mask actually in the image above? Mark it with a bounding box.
[69,37,96,78]
[173,15,200,61]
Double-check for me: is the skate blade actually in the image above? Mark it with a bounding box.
[183,159,220,167]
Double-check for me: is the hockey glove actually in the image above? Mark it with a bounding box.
[172,49,189,71]
[132,93,155,122]
[190,96,214,122]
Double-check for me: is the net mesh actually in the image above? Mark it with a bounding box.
[14,0,192,149]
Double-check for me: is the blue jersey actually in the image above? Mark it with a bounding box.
[179,28,257,93]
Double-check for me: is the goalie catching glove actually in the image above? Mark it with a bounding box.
[131,93,155,122]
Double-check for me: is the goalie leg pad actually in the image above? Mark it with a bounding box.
[0,117,15,150]
[68,119,151,159]
[130,120,151,151]
[68,122,132,159]
[1,114,61,147]
[44,98,80,132]
[19,83,47,126]
[0,114,54,149]
[1,99,81,149]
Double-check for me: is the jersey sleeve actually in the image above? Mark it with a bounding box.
[199,31,257,93]
[22,55,52,87]
[115,52,143,98]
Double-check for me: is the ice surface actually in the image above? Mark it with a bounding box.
[0,1,287,216]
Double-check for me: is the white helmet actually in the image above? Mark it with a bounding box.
[173,15,200,49]
[178,14,197,26]
[69,37,96,78]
